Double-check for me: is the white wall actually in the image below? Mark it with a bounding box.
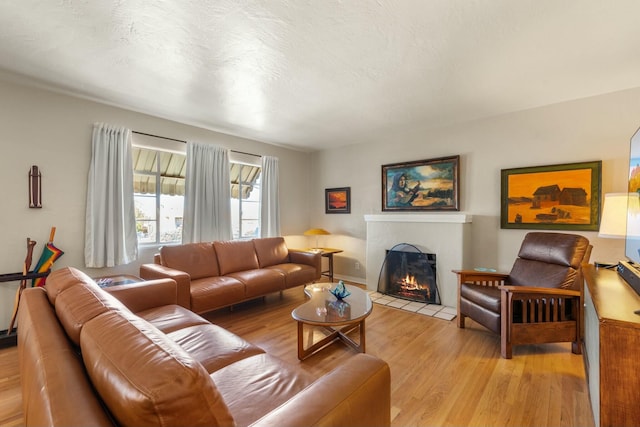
[311,88,640,283]
[0,80,312,329]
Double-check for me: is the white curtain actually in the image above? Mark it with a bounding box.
[260,156,280,237]
[182,142,232,243]
[84,123,138,267]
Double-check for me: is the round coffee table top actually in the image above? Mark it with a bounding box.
[292,283,373,326]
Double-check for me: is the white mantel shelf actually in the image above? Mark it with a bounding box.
[364,213,472,224]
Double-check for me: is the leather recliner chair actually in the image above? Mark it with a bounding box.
[453,232,592,358]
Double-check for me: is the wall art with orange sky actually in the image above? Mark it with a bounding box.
[325,187,350,214]
[500,161,601,231]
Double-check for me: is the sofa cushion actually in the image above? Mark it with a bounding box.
[45,266,101,305]
[266,264,318,289]
[214,240,260,275]
[253,237,290,268]
[81,310,235,427]
[190,276,247,313]
[46,267,128,346]
[168,323,265,374]
[161,242,220,279]
[136,304,210,334]
[228,269,286,297]
[18,288,114,427]
[212,353,314,427]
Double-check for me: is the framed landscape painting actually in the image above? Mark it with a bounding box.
[500,160,601,230]
[382,155,460,211]
[325,187,350,214]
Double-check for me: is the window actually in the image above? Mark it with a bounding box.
[231,162,262,239]
[132,146,186,244]
[132,134,261,243]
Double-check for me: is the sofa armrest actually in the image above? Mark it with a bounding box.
[289,250,322,278]
[105,278,178,313]
[250,353,390,427]
[139,263,191,309]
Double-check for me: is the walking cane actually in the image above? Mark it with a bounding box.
[7,238,37,335]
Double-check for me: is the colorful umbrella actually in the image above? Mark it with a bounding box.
[32,227,64,287]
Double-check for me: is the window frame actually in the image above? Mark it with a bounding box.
[132,134,186,246]
[230,152,262,240]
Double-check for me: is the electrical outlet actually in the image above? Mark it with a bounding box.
[355,262,360,270]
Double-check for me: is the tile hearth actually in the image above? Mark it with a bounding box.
[366,291,457,321]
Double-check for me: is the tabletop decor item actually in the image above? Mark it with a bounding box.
[330,280,351,300]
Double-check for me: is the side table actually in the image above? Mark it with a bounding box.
[306,248,343,282]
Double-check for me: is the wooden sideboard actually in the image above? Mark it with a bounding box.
[583,264,640,427]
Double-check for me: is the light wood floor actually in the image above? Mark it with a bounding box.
[0,284,594,427]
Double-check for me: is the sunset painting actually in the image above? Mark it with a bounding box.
[325,187,350,214]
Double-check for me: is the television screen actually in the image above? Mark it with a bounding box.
[625,127,640,265]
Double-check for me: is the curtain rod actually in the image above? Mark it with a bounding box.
[132,130,186,143]
[231,150,261,158]
[132,131,261,157]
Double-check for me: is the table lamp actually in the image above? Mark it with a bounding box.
[598,193,633,239]
[304,228,330,252]
[596,192,639,267]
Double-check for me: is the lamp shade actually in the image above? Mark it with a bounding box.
[304,228,330,251]
[598,193,635,238]
[304,228,330,236]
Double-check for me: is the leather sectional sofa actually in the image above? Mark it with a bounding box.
[18,266,391,426]
[140,237,322,314]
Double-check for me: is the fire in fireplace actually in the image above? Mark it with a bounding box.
[377,243,439,304]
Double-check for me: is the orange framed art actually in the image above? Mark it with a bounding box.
[500,160,601,230]
[325,187,350,214]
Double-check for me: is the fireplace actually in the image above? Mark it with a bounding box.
[377,243,439,304]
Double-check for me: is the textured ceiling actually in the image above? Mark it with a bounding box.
[2,1,640,152]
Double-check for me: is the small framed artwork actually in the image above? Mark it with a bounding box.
[382,155,460,211]
[500,160,602,230]
[325,187,351,214]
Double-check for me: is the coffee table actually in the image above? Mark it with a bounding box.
[93,274,142,288]
[292,283,373,360]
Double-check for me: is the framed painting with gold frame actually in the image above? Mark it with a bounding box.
[382,155,460,211]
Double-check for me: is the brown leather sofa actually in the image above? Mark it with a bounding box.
[140,237,321,314]
[18,266,391,427]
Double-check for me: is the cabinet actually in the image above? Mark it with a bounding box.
[583,265,640,427]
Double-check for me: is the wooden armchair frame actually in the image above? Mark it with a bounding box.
[454,245,590,359]
[453,270,507,329]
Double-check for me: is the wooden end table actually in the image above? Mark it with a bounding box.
[291,283,372,360]
[306,248,343,282]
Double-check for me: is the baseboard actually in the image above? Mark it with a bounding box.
[0,329,17,348]
[333,274,366,286]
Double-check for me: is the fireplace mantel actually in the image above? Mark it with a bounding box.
[365,213,472,308]
[364,213,472,224]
